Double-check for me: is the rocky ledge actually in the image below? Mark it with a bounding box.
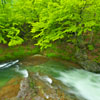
[8,72,79,100]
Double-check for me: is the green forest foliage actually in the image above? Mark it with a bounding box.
[0,0,36,46]
[0,0,100,48]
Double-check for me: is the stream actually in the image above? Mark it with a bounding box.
[56,69,100,100]
[0,58,100,100]
[0,60,28,88]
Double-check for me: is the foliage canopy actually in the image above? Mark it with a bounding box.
[0,0,100,48]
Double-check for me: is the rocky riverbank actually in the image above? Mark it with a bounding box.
[0,77,22,100]
[0,55,81,100]
[8,72,79,100]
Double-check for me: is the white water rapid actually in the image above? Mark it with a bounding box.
[56,69,100,100]
[0,60,19,69]
[15,65,28,78]
[0,60,28,78]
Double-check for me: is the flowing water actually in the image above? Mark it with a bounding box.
[55,69,100,100]
[0,60,28,88]
[0,60,100,100]
[26,61,100,100]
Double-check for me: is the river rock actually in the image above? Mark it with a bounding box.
[79,60,100,72]
[16,72,79,100]
[16,78,34,100]
[21,55,48,66]
[75,50,100,72]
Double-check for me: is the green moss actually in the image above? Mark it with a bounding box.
[0,49,3,54]
[31,47,40,54]
[46,53,58,58]
[5,53,13,60]
[29,77,35,88]
[0,56,6,62]
[88,45,94,51]
[0,45,40,62]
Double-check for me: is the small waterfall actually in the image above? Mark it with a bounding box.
[55,69,100,100]
[0,60,19,69]
[15,65,28,78]
[0,60,28,78]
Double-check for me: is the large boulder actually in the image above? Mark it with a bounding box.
[75,50,100,72]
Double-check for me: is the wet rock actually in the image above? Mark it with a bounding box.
[75,50,100,72]
[21,55,48,66]
[17,78,34,100]
[16,72,79,100]
[79,60,100,72]
[34,96,45,100]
